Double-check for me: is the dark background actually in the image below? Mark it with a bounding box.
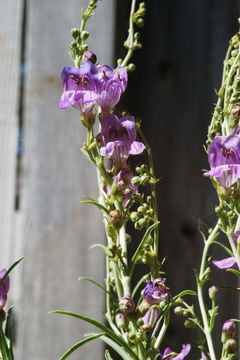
[116,0,240,357]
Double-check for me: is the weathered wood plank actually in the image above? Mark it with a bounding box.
[0,2,22,269]
[15,1,116,359]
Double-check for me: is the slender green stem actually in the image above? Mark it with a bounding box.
[121,0,137,67]
[197,222,220,360]
[153,310,170,351]
[226,232,240,269]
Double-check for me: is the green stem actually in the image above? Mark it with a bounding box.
[197,222,220,360]
[226,232,240,270]
[121,0,137,67]
[153,310,170,351]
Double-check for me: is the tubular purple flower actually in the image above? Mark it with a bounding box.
[60,61,98,114]
[96,64,127,112]
[212,230,240,270]
[0,269,10,310]
[100,114,145,169]
[204,135,240,188]
[142,307,160,326]
[143,278,170,305]
[160,344,191,360]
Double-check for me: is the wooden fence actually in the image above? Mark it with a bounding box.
[0,0,240,359]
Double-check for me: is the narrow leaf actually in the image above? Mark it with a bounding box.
[51,311,138,360]
[0,328,11,360]
[131,222,160,263]
[59,333,105,360]
[89,243,112,256]
[105,349,114,360]
[212,241,233,256]
[101,335,134,360]
[5,307,14,360]
[227,269,240,277]
[173,290,197,302]
[80,200,109,214]
[78,277,116,299]
[0,257,24,286]
[132,274,150,298]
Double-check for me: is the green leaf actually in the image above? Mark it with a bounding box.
[59,333,105,360]
[78,277,116,299]
[85,333,133,360]
[0,257,24,286]
[89,243,112,256]
[220,286,240,292]
[0,327,11,360]
[212,241,233,256]
[51,311,138,360]
[4,307,14,360]
[227,269,240,277]
[172,290,197,302]
[80,199,109,214]
[132,274,150,298]
[105,349,114,360]
[131,222,160,263]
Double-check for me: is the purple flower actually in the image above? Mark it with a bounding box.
[96,64,127,112]
[114,169,138,206]
[60,59,127,114]
[160,344,191,360]
[0,269,10,310]
[142,307,160,326]
[222,319,236,338]
[204,135,240,188]
[143,278,170,305]
[100,114,145,169]
[60,61,98,114]
[212,231,240,270]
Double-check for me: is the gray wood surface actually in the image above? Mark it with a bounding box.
[11,1,116,359]
[0,1,21,266]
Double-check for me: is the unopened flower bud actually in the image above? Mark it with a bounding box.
[204,267,211,281]
[135,166,142,173]
[184,319,196,329]
[225,339,237,352]
[115,313,126,329]
[82,50,97,64]
[127,63,136,72]
[140,173,150,185]
[221,320,236,343]
[131,176,141,186]
[119,296,135,315]
[138,298,151,314]
[136,17,144,27]
[137,217,148,228]
[137,205,145,214]
[80,31,89,41]
[71,28,80,38]
[231,105,240,119]
[174,306,184,315]
[130,212,139,222]
[109,209,123,229]
[208,286,219,300]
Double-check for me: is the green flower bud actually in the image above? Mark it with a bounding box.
[81,44,89,52]
[208,286,219,300]
[131,176,141,186]
[137,205,145,214]
[117,58,122,65]
[224,339,237,352]
[184,319,196,329]
[127,63,136,72]
[136,18,144,27]
[136,166,142,173]
[109,209,123,229]
[71,28,80,38]
[137,217,148,228]
[141,164,148,171]
[115,313,126,329]
[80,31,89,40]
[174,306,184,315]
[130,212,139,222]
[140,174,150,185]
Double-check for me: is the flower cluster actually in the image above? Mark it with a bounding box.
[60,52,145,205]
